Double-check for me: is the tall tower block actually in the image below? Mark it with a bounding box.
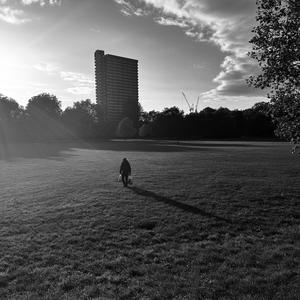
[94,50,139,125]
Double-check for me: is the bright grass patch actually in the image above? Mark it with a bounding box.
[0,140,299,299]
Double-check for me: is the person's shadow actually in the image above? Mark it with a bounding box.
[128,186,232,224]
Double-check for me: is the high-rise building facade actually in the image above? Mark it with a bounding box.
[95,50,139,125]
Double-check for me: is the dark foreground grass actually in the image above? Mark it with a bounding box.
[0,140,299,299]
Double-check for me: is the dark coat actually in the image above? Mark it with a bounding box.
[120,160,131,175]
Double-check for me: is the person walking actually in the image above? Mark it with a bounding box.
[119,158,131,187]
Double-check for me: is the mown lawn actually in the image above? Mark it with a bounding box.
[0,140,299,299]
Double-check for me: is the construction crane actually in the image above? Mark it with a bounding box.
[182,91,200,113]
[195,96,200,113]
[182,91,193,113]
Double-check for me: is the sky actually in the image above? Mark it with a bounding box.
[0,0,267,112]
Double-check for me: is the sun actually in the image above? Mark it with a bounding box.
[0,45,35,105]
[0,47,17,84]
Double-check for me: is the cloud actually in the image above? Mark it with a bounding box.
[21,0,62,6]
[60,71,94,95]
[211,56,264,96]
[193,63,206,70]
[0,0,61,24]
[34,62,60,73]
[114,0,148,16]
[90,27,102,33]
[155,16,189,28]
[32,63,93,96]
[60,71,93,85]
[114,0,261,100]
[66,87,93,95]
[0,6,30,24]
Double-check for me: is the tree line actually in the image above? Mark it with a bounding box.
[0,93,99,141]
[139,104,275,139]
[0,92,276,141]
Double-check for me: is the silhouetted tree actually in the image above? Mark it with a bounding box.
[184,112,201,138]
[0,94,23,121]
[248,0,300,144]
[139,123,153,137]
[213,108,236,138]
[0,95,25,142]
[25,93,63,140]
[140,110,160,124]
[197,107,217,138]
[137,102,144,122]
[116,117,137,138]
[62,99,97,138]
[231,110,245,137]
[253,102,275,137]
[152,107,184,138]
[26,93,62,119]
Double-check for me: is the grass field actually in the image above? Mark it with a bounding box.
[0,140,299,299]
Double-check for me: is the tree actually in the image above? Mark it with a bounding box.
[0,94,24,142]
[152,107,185,137]
[137,102,144,122]
[243,104,275,138]
[213,107,237,138]
[0,94,23,121]
[139,123,153,137]
[26,93,62,119]
[62,99,98,137]
[248,0,300,144]
[25,93,63,140]
[140,110,160,124]
[116,117,137,138]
